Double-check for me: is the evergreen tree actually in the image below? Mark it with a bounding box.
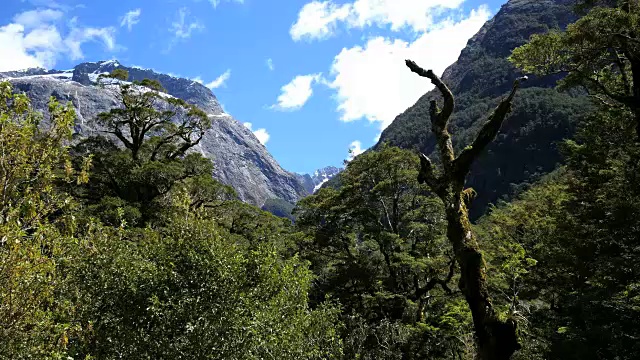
[510,0,640,139]
[0,81,89,358]
[296,145,471,359]
[71,69,234,226]
[0,80,344,359]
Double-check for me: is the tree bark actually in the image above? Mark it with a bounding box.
[405,59,524,360]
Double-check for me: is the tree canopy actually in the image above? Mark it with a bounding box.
[2,2,640,358]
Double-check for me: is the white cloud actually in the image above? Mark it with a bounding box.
[120,9,142,31]
[327,5,491,130]
[252,128,270,145]
[64,26,116,61]
[0,24,49,70]
[266,58,274,71]
[171,8,204,38]
[290,1,352,41]
[272,73,322,111]
[205,69,231,89]
[22,0,79,11]
[13,9,63,29]
[167,7,204,51]
[243,122,270,145]
[209,0,245,7]
[347,140,364,161]
[349,0,464,32]
[291,0,465,41]
[0,9,116,71]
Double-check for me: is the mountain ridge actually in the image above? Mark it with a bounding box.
[1,60,309,207]
[296,166,342,195]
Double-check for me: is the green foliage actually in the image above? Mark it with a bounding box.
[0,81,90,359]
[520,13,633,81]
[262,198,296,221]
[376,0,591,218]
[551,109,640,360]
[71,70,234,226]
[510,4,638,93]
[107,68,129,81]
[476,106,640,359]
[0,80,343,359]
[510,1,640,136]
[5,1,640,356]
[501,4,640,356]
[476,172,571,359]
[64,215,343,359]
[296,145,470,359]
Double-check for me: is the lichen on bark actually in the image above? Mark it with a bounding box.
[405,59,525,360]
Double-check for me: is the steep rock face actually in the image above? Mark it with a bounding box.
[376,0,591,219]
[1,60,307,207]
[296,166,342,194]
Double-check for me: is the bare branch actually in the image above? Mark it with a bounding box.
[454,78,525,177]
[589,94,618,108]
[417,153,445,195]
[612,33,640,46]
[405,60,522,357]
[405,60,457,173]
[413,258,456,300]
[584,74,636,107]
[106,129,133,151]
[405,59,454,122]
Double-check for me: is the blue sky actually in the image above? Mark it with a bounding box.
[1,0,506,174]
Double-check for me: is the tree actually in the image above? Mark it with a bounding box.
[96,69,210,162]
[509,3,640,353]
[404,59,525,359]
[509,0,640,139]
[475,172,571,360]
[476,107,640,360]
[63,209,343,359]
[72,70,232,225]
[296,145,467,359]
[0,81,89,358]
[1,79,344,358]
[547,107,640,360]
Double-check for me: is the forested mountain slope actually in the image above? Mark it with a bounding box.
[376,0,592,218]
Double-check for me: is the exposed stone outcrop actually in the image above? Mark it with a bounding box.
[1,60,307,207]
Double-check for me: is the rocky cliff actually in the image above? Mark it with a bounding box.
[0,60,308,207]
[296,166,342,194]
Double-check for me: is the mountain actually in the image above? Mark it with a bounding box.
[257,167,342,220]
[0,60,308,207]
[375,0,593,219]
[296,166,343,195]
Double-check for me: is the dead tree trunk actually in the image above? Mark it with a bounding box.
[405,59,525,360]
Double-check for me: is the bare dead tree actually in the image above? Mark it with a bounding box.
[405,59,525,360]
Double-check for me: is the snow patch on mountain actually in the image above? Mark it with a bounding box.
[297,166,342,194]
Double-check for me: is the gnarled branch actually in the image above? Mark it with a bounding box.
[454,78,525,177]
[406,60,457,171]
[417,153,436,184]
[417,153,447,197]
[405,60,522,359]
[406,59,455,126]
